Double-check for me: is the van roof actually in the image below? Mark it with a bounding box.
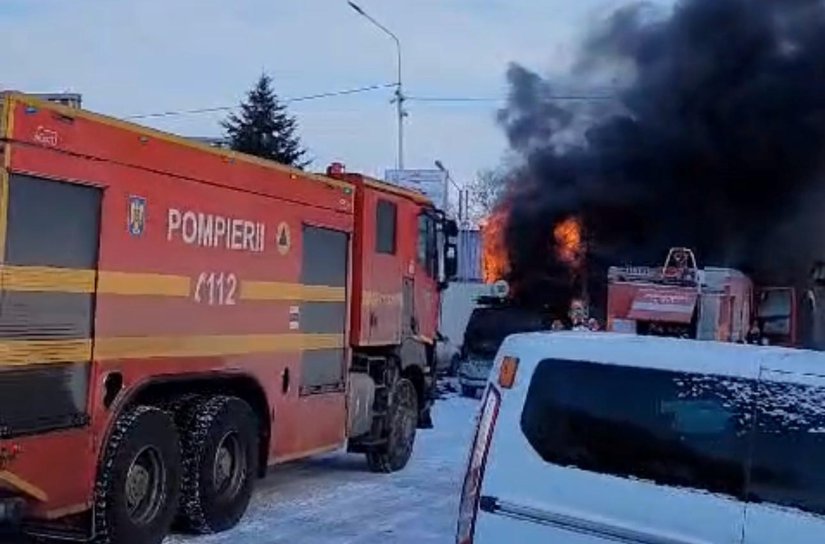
[498,332,825,380]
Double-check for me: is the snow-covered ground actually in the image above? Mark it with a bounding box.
[165,391,477,544]
[8,389,477,544]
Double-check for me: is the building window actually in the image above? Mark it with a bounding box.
[375,199,397,255]
[520,359,754,500]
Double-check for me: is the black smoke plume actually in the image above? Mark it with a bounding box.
[498,0,825,315]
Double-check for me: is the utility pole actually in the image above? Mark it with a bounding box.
[348,1,406,170]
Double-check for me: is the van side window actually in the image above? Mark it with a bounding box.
[375,199,397,255]
[749,380,825,516]
[520,359,754,500]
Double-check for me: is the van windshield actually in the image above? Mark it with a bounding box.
[463,307,546,357]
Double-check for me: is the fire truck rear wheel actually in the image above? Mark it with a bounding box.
[366,378,418,473]
[177,395,259,534]
[94,405,182,544]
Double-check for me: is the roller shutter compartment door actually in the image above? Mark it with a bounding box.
[299,225,348,396]
[0,175,101,437]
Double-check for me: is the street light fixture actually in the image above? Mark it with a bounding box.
[348,1,406,170]
[435,160,466,222]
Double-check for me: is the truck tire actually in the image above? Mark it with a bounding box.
[94,406,182,544]
[366,378,418,473]
[177,396,259,534]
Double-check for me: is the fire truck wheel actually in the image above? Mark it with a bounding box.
[366,378,418,473]
[94,405,182,544]
[177,395,259,534]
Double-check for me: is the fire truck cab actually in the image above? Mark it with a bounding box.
[606,248,795,345]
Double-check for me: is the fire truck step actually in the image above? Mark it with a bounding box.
[355,438,388,448]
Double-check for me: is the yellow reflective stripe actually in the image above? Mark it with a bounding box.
[0,144,10,267]
[0,470,48,502]
[0,266,348,301]
[97,271,191,297]
[0,94,9,139]
[0,334,344,367]
[0,338,91,366]
[241,281,346,302]
[94,333,343,360]
[2,265,96,293]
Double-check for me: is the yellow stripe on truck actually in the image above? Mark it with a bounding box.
[241,281,346,302]
[97,271,191,297]
[94,333,344,360]
[0,151,10,267]
[3,265,97,293]
[0,338,92,367]
[0,333,344,367]
[0,265,348,301]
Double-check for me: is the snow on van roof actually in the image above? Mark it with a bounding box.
[497,332,825,379]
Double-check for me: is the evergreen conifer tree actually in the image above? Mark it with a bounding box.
[223,74,308,168]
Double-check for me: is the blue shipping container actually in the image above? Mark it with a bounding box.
[456,229,483,282]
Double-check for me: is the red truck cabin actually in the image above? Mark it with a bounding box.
[0,93,454,542]
[327,165,440,349]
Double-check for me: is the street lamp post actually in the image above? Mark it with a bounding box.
[435,160,465,222]
[348,1,406,170]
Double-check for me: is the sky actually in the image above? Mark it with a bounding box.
[0,0,627,193]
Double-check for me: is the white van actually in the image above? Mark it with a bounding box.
[457,332,825,544]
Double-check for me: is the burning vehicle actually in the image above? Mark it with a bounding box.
[484,0,825,349]
[456,281,550,398]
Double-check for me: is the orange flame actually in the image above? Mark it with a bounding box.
[554,216,584,268]
[481,205,511,284]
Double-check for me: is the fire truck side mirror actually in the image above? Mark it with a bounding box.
[444,243,458,281]
[445,219,459,238]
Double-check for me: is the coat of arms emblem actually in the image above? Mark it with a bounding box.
[128,196,147,237]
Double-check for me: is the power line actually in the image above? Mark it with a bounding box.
[124,83,397,120]
[407,94,614,103]
[124,85,616,120]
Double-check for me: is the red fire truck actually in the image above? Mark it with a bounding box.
[0,93,458,543]
[606,247,797,346]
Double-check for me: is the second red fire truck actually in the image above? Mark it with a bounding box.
[606,247,798,346]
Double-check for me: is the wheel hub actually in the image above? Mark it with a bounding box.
[213,432,245,500]
[126,465,150,506]
[124,446,165,525]
[215,444,233,488]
